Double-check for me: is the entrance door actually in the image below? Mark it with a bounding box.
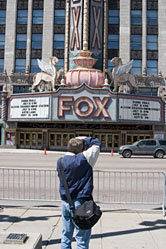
[126,134,152,145]
[49,132,75,150]
[18,131,43,149]
[94,134,120,151]
[76,131,93,137]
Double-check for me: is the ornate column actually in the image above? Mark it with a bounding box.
[26,0,33,71]
[158,0,166,77]
[64,0,70,73]
[119,0,130,63]
[83,0,89,50]
[42,0,54,61]
[4,0,17,74]
[1,85,8,121]
[142,0,147,74]
[103,0,108,73]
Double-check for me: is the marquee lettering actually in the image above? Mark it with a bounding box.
[58,96,74,117]
[74,97,94,117]
[70,6,81,50]
[58,96,111,119]
[91,6,101,49]
[93,97,110,118]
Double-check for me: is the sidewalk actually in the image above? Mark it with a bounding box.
[0,204,166,249]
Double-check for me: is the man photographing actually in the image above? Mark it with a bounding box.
[57,136,101,249]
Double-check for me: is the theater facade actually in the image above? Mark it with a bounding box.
[6,83,165,151]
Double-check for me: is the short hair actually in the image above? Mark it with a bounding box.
[67,138,83,154]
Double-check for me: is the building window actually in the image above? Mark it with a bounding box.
[0,59,4,73]
[131,10,142,24]
[17,10,28,24]
[131,60,142,74]
[32,10,43,24]
[56,59,64,70]
[30,59,40,73]
[13,85,30,94]
[0,10,6,24]
[108,34,119,49]
[32,34,42,49]
[15,59,26,73]
[108,10,119,24]
[54,9,65,24]
[139,87,158,97]
[54,34,65,49]
[107,60,114,71]
[16,34,27,49]
[147,60,158,75]
[0,34,5,49]
[147,35,158,50]
[131,35,142,50]
[147,10,158,25]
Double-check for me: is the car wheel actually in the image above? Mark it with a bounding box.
[155,150,164,159]
[122,150,132,158]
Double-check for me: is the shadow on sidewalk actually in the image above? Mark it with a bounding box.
[42,219,166,246]
[0,214,60,223]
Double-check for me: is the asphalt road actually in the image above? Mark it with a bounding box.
[0,150,165,209]
[0,150,166,171]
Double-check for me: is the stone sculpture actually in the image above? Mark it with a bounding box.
[108,57,139,93]
[30,56,64,92]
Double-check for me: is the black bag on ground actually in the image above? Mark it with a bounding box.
[59,159,102,230]
[72,199,102,230]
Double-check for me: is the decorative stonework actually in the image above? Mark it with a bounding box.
[131,50,142,60]
[147,51,158,60]
[108,24,119,34]
[0,1,6,9]
[32,25,43,34]
[54,24,65,34]
[53,49,65,59]
[131,25,142,34]
[0,49,4,59]
[16,24,27,34]
[33,0,44,9]
[15,49,26,59]
[147,1,158,10]
[0,25,5,34]
[31,49,42,59]
[17,0,28,9]
[65,50,104,88]
[131,1,142,9]
[147,25,158,35]
[1,85,8,121]
[54,1,66,8]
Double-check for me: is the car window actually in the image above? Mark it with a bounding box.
[145,140,156,146]
[138,141,146,146]
[159,140,166,145]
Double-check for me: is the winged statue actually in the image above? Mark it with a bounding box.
[116,59,134,76]
[30,56,64,92]
[37,59,54,76]
[109,57,139,93]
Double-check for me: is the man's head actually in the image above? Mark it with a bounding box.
[67,138,84,154]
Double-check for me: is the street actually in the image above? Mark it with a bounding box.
[0,149,166,212]
[0,149,166,171]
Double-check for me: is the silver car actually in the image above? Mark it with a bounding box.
[119,139,166,158]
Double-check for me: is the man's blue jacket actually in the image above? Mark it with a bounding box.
[57,137,101,201]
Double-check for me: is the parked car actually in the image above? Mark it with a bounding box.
[119,139,166,158]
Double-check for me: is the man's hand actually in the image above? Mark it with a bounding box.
[75,136,87,140]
